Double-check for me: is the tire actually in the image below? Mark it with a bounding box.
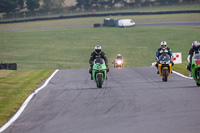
[196,82,200,86]
[162,69,168,82]
[97,74,103,88]
[93,23,101,28]
[197,70,200,80]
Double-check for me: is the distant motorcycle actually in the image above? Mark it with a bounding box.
[191,53,200,86]
[92,58,107,88]
[113,59,123,68]
[158,53,172,82]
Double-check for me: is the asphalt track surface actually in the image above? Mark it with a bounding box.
[2,67,200,133]
[0,22,200,32]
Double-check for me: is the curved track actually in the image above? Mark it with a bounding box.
[0,22,200,32]
[2,67,200,133]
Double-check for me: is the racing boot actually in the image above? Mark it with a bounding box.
[186,64,191,71]
[91,74,93,80]
[189,71,192,77]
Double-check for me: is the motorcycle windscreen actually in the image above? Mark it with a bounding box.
[94,58,105,64]
[159,53,171,62]
[116,59,122,63]
[194,53,200,60]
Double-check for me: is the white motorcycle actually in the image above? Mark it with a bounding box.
[113,59,123,68]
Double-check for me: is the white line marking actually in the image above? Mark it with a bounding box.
[0,69,59,133]
[151,65,192,79]
[172,70,193,79]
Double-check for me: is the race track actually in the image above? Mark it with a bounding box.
[2,67,200,133]
[1,22,200,32]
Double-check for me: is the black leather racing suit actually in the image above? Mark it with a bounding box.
[89,51,109,75]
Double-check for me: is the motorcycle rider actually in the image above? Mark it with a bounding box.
[186,41,200,76]
[114,54,124,66]
[116,54,123,61]
[155,41,174,74]
[89,45,109,80]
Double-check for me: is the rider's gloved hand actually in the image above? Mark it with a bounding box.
[155,57,159,61]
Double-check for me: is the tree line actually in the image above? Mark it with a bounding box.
[0,0,65,14]
[76,0,200,10]
[0,0,199,14]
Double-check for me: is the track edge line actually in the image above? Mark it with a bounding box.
[0,69,59,133]
[172,70,193,79]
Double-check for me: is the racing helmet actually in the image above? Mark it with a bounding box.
[94,45,102,54]
[192,41,200,50]
[160,41,167,49]
[117,54,121,57]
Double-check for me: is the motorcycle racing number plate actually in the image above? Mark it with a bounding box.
[196,60,200,66]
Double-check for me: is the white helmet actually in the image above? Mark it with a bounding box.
[160,41,167,49]
[94,45,102,54]
[117,54,121,57]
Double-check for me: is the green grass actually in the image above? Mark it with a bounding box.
[0,69,54,127]
[0,25,200,70]
[173,61,190,76]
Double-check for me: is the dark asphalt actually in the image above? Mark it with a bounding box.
[0,22,200,32]
[2,67,200,133]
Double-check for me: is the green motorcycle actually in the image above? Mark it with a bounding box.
[191,53,200,86]
[92,58,107,88]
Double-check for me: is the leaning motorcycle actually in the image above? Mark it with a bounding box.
[113,59,123,68]
[191,53,200,86]
[92,58,107,88]
[158,53,172,82]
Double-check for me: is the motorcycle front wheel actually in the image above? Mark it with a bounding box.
[97,74,103,88]
[196,82,200,86]
[162,69,168,82]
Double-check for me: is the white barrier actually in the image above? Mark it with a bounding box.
[173,52,182,64]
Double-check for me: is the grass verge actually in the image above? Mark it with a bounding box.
[172,61,190,76]
[0,69,54,127]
